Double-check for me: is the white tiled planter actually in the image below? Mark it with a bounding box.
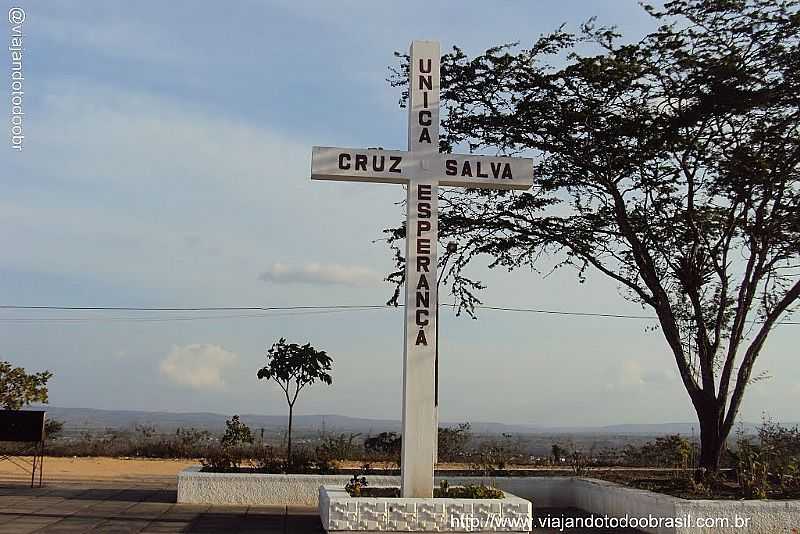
[177,467,800,533]
[319,485,532,533]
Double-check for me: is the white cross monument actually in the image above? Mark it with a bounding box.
[311,40,533,498]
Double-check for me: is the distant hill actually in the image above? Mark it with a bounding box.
[32,406,791,437]
[39,407,399,434]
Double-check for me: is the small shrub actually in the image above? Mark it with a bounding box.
[288,447,315,473]
[221,415,254,448]
[201,446,244,472]
[286,447,337,474]
[253,445,284,473]
[622,435,694,469]
[758,416,800,491]
[734,437,769,499]
[316,432,361,465]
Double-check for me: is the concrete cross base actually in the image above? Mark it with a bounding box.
[319,485,533,532]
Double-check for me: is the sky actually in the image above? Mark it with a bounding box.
[2,0,797,427]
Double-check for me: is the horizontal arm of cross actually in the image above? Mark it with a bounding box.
[311,146,533,190]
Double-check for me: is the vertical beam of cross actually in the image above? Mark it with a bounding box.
[401,40,440,498]
[310,40,533,500]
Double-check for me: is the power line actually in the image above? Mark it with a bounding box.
[0,309,369,323]
[465,305,653,319]
[0,303,796,324]
[0,304,384,312]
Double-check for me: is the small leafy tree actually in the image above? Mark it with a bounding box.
[257,338,332,468]
[221,415,254,448]
[0,360,53,410]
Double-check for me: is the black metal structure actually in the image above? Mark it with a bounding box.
[0,410,46,487]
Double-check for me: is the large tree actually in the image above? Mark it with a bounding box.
[385,0,799,474]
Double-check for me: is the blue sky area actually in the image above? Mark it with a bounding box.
[2,0,797,426]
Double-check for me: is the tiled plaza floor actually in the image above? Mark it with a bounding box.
[0,479,642,533]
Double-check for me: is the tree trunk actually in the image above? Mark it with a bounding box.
[287,403,293,470]
[696,401,724,475]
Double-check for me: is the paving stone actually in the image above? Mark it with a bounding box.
[0,516,63,534]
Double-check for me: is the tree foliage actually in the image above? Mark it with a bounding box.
[364,431,402,460]
[44,418,64,439]
[0,360,53,410]
[437,423,472,462]
[386,0,799,472]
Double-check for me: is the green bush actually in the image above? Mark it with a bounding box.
[221,415,254,447]
[438,484,504,499]
[758,416,800,491]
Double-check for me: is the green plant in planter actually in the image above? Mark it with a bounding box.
[345,474,368,497]
[258,338,333,469]
[758,416,800,491]
[734,438,769,499]
[448,484,504,499]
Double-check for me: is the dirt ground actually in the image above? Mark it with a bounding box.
[0,456,196,484]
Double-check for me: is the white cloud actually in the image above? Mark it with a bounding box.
[258,262,384,287]
[36,12,194,66]
[619,359,645,387]
[159,344,238,390]
[604,359,676,391]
